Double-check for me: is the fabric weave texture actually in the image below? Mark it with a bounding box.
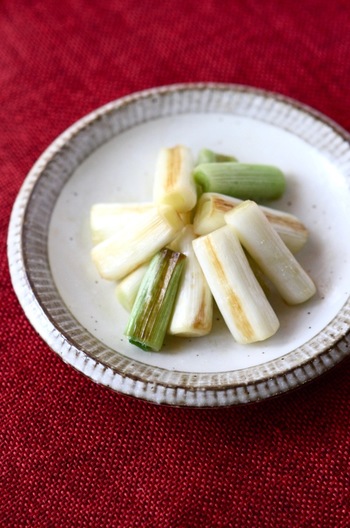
[1,1,350,526]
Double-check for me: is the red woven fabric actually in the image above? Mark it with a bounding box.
[1,1,350,526]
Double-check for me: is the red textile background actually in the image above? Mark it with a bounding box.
[1,1,350,526]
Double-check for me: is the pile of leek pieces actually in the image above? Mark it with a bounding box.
[90,146,316,352]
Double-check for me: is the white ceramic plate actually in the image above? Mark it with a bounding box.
[8,83,350,406]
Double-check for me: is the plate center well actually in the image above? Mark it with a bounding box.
[48,113,350,373]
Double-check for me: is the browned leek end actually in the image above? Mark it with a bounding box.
[153,145,197,213]
[193,192,308,252]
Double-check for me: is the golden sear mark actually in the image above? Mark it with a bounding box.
[204,236,255,341]
[192,289,211,332]
[166,146,182,191]
[213,196,308,235]
[212,196,237,213]
[264,212,308,234]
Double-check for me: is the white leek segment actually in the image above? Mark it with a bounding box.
[225,201,316,305]
[90,202,154,244]
[192,226,280,344]
[115,262,149,312]
[193,193,308,253]
[153,145,197,213]
[91,205,183,281]
[168,225,213,337]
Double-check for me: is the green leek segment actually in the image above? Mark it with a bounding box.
[197,148,237,164]
[193,162,286,201]
[125,248,186,351]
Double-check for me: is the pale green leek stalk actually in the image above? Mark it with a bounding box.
[225,201,316,305]
[192,226,280,344]
[197,148,237,164]
[115,262,149,312]
[193,162,286,201]
[168,225,213,337]
[125,249,186,351]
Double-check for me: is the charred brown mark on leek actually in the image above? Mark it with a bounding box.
[263,211,308,235]
[203,237,255,342]
[153,145,196,213]
[192,293,211,331]
[193,162,286,201]
[125,248,186,351]
[210,195,238,213]
[193,193,308,253]
[167,146,181,190]
[201,194,305,232]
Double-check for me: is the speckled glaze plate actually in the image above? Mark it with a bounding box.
[7,83,350,406]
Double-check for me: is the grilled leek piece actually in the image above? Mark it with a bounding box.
[225,201,316,305]
[90,202,154,244]
[192,226,280,344]
[91,205,183,281]
[168,225,213,337]
[193,162,286,200]
[125,249,185,351]
[153,145,197,213]
[197,148,237,164]
[193,192,308,253]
